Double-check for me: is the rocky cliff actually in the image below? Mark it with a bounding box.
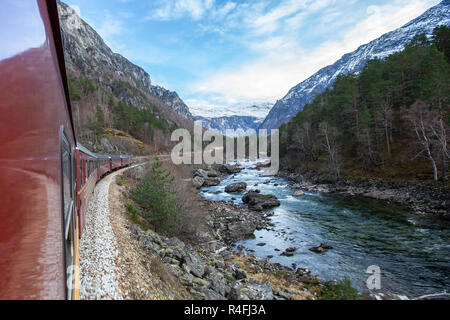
[57,1,193,123]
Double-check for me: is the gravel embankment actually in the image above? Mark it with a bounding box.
[79,171,128,300]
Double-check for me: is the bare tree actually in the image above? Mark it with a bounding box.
[319,122,341,179]
[403,101,440,181]
[378,95,394,160]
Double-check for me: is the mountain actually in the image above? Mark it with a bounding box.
[260,0,450,130]
[190,102,273,119]
[194,115,262,137]
[57,1,193,124]
[149,85,193,120]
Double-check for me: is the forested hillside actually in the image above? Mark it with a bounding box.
[279,26,450,184]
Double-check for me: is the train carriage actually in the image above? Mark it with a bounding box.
[75,143,98,239]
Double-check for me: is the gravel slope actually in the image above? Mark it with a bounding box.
[79,171,128,300]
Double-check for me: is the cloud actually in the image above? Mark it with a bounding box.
[187,0,441,111]
[95,11,124,40]
[146,0,216,21]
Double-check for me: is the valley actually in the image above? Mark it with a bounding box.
[56,0,449,301]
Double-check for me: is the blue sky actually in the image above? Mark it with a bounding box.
[65,0,441,116]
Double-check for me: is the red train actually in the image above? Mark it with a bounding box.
[0,0,132,299]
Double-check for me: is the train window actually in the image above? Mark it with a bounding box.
[85,159,89,180]
[80,160,83,188]
[61,133,73,238]
[61,127,75,300]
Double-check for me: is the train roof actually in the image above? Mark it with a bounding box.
[76,143,97,158]
[76,142,132,159]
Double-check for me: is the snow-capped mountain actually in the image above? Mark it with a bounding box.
[260,0,450,130]
[194,115,262,137]
[190,102,273,119]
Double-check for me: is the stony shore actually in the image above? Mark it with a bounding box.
[111,163,325,300]
[128,198,320,300]
[277,169,450,220]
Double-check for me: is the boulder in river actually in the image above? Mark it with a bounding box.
[257,243,266,247]
[215,164,242,174]
[242,191,281,211]
[193,169,208,178]
[293,190,305,197]
[309,243,333,254]
[193,176,205,189]
[225,182,247,193]
[203,177,221,187]
[281,247,297,257]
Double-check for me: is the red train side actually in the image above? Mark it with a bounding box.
[0,1,133,300]
[0,0,78,300]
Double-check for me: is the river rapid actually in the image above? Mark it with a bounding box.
[199,161,450,297]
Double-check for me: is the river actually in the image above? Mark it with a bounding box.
[199,161,450,297]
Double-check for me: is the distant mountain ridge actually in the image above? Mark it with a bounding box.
[194,115,262,137]
[260,0,450,130]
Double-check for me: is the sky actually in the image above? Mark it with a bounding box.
[65,0,441,117]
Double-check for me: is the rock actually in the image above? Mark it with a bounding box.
[296,268,311,276]
[203,289,226,300]
[246,280,273,300]
[215,164,242,174]
[257,243,266,247]
[193,169,208,178]
[225,165,242,174]
[182,274,194,287]
[203,177,221,187]
[225,182,247,193]
[193,176,205,189]
[285,247,297,252]
[293,190,305,197]
[229,282,241,300]
[184,251,205,277]
[207,170,220,178]
[320,242,333,249]
[192,277,210,288]
[242,191,281,211]
[265,211,275,217]
[229,264,247,280]
[206,272,227,296]
[280,251,294,257]
[274,289,292,300]
[256,160,271,168]
[309,242,333,253]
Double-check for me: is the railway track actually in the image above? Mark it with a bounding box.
[78,155,171,300]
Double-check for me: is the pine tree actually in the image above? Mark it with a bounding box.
[132,158,181,232]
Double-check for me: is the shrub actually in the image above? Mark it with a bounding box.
[319,278,360,300]
[125,203,140,225]
[132,157,181,232]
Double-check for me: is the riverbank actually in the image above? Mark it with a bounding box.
[277,169,450,220]
[111,164,330,300]
[111,159,387,300]
[198,161,450,298]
